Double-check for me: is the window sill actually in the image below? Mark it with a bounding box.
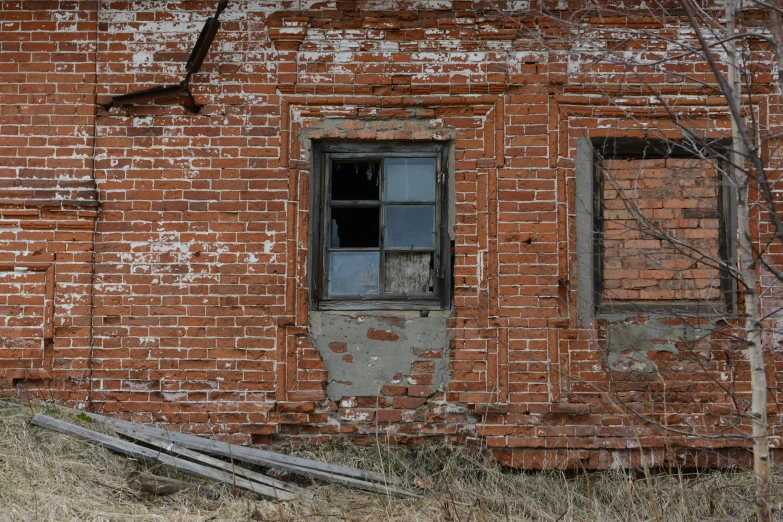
[596,301,733,320]
[316,299,445,311]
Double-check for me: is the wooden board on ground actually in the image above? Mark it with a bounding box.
[127,472,217,498]
[74,409,418,498]
[115,426,310,497]
[31,414,299,501]
[113,419,418,498]
[74,409,388,483]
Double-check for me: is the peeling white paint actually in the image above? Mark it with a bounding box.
[162,392,188,401]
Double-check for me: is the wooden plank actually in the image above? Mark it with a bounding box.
[114,426,309,497]
[31,414,298,501]
[73,410,418,498]
[73,409,388,483]
[171,440,419,498]
[0,400,21,409]
[127,472,217,498]
[385,252,432,294]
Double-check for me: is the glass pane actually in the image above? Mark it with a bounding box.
[331,161,380,201]
[385,252,434,294]
[328,252,379,295]
[384,158,436,202]
[330,207,379,248]
[384,205,435,249]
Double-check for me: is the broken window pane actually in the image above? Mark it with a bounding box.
[331,161,380,201]
[384,205,435,249]
[384,158,436,202]
[328,252,379,295]
[330,207,379,248]
[385,252,433,294]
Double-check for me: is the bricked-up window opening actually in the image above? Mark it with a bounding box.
[310,142,451,311]
[591,138,737,315]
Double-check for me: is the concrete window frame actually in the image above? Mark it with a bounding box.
[575,137,738,325]
[309,140,453,311]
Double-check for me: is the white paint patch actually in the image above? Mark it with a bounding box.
[477,251,484,289]
[132,116,153,127]
[162,392,187,401]
[340,398,357,408]
[125,380,154,390]
[132,52,153,65]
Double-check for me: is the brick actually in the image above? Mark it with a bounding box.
[0,2,775,471]
[328,342,348,353]
[366,328,400,342]
[393,397,427,409]
[381,384,407,396]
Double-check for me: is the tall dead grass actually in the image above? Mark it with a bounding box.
[0,402,777,521]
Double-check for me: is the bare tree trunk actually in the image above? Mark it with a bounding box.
[726,2,771,520]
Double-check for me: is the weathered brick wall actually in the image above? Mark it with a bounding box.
[601,158,722,303]
[0,0,780,469]
[0,0,99,396]
[0,270,46,375]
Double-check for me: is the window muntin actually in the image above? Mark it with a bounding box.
[326,155,438,298]
[312,142,450,310]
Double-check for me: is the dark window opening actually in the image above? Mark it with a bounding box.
[331,161,380,201]
[311,142,451,310]
[330,207,379,248]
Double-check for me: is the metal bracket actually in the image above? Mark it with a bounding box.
[108,0,229,113]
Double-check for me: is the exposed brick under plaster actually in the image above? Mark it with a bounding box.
[0,0,782,469]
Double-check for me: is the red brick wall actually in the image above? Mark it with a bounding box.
[601,157,722,303]
[0,1,780,469]
[0,0,99,396]
[0,270,46,375]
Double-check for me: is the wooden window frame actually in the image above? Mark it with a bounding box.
[591,137,737,316]
[309,141,452,311]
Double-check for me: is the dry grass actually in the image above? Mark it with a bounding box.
[0,402,779,521]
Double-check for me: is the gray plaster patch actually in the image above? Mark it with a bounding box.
[605,315,712,372]
[309,310,452,401]
[575,137,596,326]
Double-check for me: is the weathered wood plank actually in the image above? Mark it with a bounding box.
[72,410,417,498]
[0,400,22,409]
[115,426,309,497]
[72,409,388,483]
[385,252,433,294]
[31,414,298,501]
[127,472,217,498]
[107,418,417,498]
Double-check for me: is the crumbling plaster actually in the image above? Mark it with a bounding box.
[603,314,714,373]
[309,311,452,401]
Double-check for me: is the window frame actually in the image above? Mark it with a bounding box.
[310,140,452,311]
[575,137,737,323]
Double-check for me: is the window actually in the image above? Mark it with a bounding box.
[575,138,736,323]
[310,141,451,310]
